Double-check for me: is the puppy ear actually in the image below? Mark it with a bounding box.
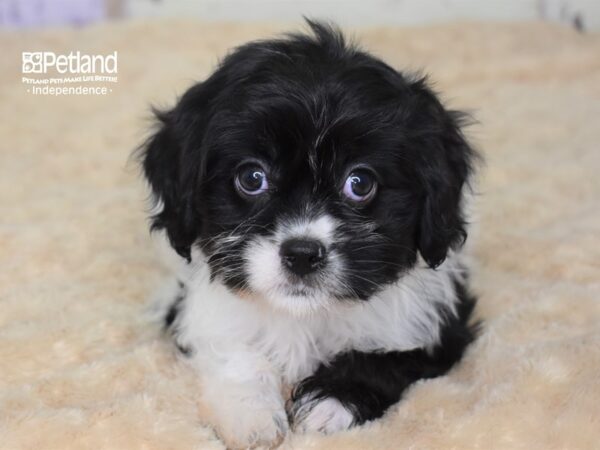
[140,108,199,261]
[409,79,475,269]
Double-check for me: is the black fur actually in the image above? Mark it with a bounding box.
[164,281,185,329]
[139,20,479,433]
[163,281,192,356]
[291,278,477,425]
[139,20,476,300]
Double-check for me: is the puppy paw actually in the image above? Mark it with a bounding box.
[205,384,288,449]
[291,395,355,435]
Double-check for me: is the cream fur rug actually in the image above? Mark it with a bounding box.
[1,20,599,450]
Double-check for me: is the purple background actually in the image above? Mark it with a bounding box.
[0,0,105,28]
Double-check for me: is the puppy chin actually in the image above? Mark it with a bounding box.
[231,282,328,316]
[266,289,333,317]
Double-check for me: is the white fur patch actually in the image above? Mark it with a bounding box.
[162,217,467,446]
[175,248,464,386]
[293,397,355,434]
[243,214,346,316]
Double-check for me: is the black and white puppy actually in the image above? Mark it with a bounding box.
[140,21,478,448]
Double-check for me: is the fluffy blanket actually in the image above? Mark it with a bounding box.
[1,20,599,449]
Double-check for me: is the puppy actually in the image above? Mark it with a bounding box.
[140,21,478,448]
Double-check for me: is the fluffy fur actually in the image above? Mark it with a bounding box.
[140,21,477,448]
[3,19,600,450]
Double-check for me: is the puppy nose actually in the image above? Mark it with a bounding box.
[280,238,326,277]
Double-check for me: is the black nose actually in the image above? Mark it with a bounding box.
[280,238,326,277]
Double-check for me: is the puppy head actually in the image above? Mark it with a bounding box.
[140,21,475,315]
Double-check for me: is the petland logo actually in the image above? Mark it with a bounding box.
[22,51,117,74]
[22,51,118,96]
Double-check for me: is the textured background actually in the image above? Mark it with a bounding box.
[1,21,599,449]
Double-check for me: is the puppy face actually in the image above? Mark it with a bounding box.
[141,22,474,315]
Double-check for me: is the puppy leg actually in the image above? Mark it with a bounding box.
[290,349,452,433]
[193,349,288,449]
[291,313,477,435]
[291,290,477,434]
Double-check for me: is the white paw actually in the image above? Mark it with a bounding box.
[205,383,288,449]
[292,396,355,435]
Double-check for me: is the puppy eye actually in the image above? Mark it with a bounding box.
[235,164,269,196]
[342,169,377,203]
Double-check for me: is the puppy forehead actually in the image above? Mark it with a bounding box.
[204,69,411,196]
[249,102,389,173]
